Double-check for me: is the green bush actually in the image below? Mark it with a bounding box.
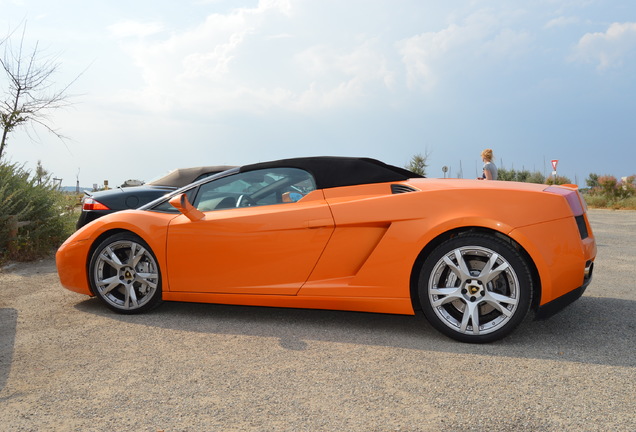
[498,168,575,185]
[583,173,636,209]
[584,194,636,210]
[0,161,76,264]
[545,175,572,185]
[619,196,636,210]
[497,168,546,184]
[582,194,608,208]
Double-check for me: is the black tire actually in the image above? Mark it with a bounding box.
[418,233,532,343]
[89,232,162,314]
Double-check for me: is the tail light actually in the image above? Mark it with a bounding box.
[544,185,589,239]
[544,185,584,216]
[82,197,110,211]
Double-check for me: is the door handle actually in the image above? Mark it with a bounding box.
[307,218,333,228]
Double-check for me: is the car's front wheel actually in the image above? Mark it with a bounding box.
[418,233,532,343]
[89,232,162,314]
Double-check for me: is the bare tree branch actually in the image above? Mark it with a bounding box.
[1,23,80,159]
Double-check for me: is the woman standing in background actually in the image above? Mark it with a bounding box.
[478,148,498,180]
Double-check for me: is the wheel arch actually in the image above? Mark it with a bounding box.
[409,226,541,312]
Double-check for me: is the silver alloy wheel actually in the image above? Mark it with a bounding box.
[93,239,159,311]
[427,245,521,336]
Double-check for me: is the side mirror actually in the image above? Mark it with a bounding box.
[169,194,205,222]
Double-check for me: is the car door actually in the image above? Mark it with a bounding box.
[165,168,334,295]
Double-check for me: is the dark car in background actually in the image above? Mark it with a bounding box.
[77,165,235,229]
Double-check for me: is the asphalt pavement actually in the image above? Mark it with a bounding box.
[0,209,634,431]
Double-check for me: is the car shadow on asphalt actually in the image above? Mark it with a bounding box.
[73,294,635,368]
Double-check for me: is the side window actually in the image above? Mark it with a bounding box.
[149,187,198,213]
[193,168,315,211]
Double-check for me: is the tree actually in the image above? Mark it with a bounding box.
[0,23,77,160]
[586,173,600,189]
[35,159,49,185]
[527,171,546,184]
[405,151,431,176]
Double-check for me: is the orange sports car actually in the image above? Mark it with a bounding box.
[56,157,596,343]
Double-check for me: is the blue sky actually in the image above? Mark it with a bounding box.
[2,0,635,187]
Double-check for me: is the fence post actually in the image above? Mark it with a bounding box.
[7,215,18,253]
[5,215,31,253]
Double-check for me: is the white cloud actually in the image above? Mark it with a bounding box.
[398,10,530,91]
[544,16,580,29]
[106,6,258,112]
[293,40,395,107]
[571,22,636,70]
[105,1,397,114]
[108,20,164,38]
[399,25,463,91]
[259,0,293,16]
[478,27,531,58]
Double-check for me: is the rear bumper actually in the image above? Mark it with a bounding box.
[535,260,594,320]
[76,210,113,229]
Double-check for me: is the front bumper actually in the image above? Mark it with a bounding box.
[56,238,93,296]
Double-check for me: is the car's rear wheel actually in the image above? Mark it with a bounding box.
[418,233,532,343]
[89,232,162,314]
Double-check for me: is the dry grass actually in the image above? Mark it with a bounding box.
[583,195,636,210]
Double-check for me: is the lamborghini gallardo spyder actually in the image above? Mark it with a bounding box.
[56,157,596,343]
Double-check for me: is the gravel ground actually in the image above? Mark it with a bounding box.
[1,209,635,432]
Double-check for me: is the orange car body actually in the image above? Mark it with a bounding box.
[57,175,596,317]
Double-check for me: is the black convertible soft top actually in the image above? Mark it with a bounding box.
[240,156,423,190]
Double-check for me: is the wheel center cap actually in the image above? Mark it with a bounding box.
[465,280,484,297]
[121,267,135,283]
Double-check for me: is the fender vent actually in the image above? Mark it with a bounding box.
[391,184,419,194]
